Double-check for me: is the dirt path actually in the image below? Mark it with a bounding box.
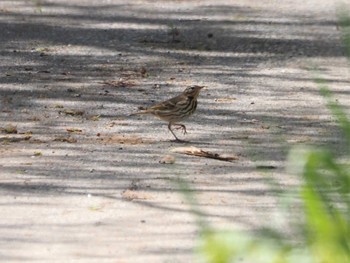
[1,0,349,262]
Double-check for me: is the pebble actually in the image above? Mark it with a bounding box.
[159,155,176,164]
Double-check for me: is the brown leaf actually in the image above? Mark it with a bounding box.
[0,135,31,143]
[61,109,84,116]
[121,190,152,201]
[0,125,17,134]
[54,104,64,109]
[98,135,146,145]
[171,146,239,162]
[18,131,33,136]
[140,67,148,77]
[87,115,100,121]
[101,79,137,88]
[66,128,83,133]
[108,121,128,127]
[53,137,77,143]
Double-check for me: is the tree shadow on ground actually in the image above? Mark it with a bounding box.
[0,1,348,261]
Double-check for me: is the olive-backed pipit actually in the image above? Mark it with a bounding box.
[131,85,204,141]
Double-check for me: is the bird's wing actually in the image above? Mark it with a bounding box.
[130,97,181,115]
[149,94,187,111]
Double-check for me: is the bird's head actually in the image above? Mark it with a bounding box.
[183,85,205,98]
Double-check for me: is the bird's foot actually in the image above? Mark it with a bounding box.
[173,124,187,135]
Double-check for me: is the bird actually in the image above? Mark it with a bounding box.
[131,85,204,142]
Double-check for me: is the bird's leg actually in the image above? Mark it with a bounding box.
[172,123,187,135]
[168,122,183,142]
[168,122,180,141]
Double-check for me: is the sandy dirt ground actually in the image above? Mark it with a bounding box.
[0,0,349,262]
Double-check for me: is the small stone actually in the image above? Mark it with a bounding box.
[159,155,176,164]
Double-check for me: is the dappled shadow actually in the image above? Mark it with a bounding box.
[0,0,349,261]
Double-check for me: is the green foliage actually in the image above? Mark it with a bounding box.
[196,92,350,263]
[295,146,350,263]
[199,229,294,263]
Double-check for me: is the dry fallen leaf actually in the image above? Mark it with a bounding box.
[121,190,152,201]
[88,115,100,121]
[215,97,237,103]
[53,137,77,143]
[27,138,45,144]
[54,104,64,109]
[101,79,137,88]
[0,125,17,134]
[0,135,31,143]
[140,67,148,78]
[108,121,128,127]
[18,131,33,136]
[98,135,146,145]
[66,128,83,133]
[36,47,51,52]
[230,135,249,140]
[171,146,239,162]
[61,109,84,116]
